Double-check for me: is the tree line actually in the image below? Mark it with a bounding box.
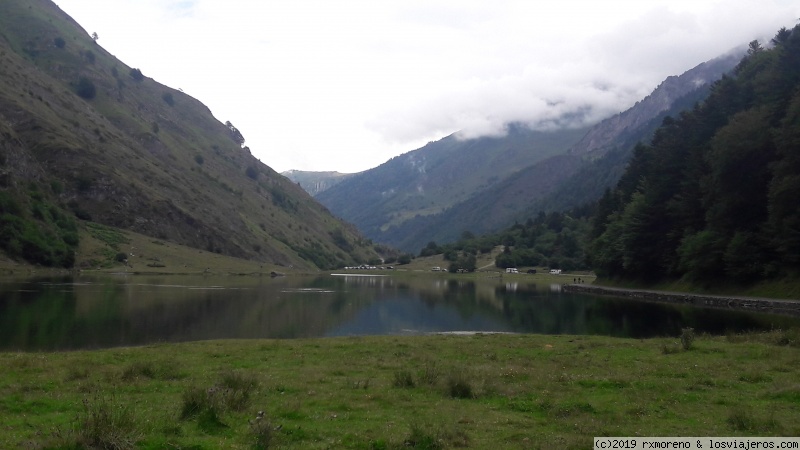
[419,207,592,273]
[587,25,800,284]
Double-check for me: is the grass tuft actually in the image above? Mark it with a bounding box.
[393,370,415,388]
[680,327,695,350]
[249,411,272,449]
[180,371,258,422]
[418,361,440,386]
[727,408,781,433]
[446,370,473,399]
[74,392,140,449]
[404,423,443,450]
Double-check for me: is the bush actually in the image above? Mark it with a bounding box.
[162,92,174,106]
[75,77,96,99]
[0,212,77,268]
[393,370,415,388]
[680,328,695,351]
[250,412,272,449]
[446,371,473,399]
[194,154,204,165]
[181,371,258,420]
[129,68,144,81]
[246,165,259,180]
[53,37,65,48]
[75,393,140,449]
[404,424,444,450]
[418,362,440,386]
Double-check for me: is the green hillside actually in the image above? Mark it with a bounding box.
[316,124,587,244]
[0,0,378,270]
[589,27,800,285]
[314,53,739,253]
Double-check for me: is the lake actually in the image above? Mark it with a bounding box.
[1,273,798,351]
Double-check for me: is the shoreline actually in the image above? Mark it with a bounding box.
[563,283,800,317]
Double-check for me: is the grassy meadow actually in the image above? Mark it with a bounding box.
[1,331,799,449]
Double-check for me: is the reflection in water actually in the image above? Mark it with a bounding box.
[1,274,798,351]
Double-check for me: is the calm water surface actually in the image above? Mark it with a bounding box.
[1,273,798,350]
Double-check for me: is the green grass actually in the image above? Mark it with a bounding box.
[594,274,800,300]
[1,331,799,448]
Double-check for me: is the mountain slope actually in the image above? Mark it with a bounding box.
[282,170,357,196]
[519,52,742,218]
[568,52,744,158]
[588,27,800,284]
[0,0,377,269]
[352,52,742,252]
[315,124,587,241]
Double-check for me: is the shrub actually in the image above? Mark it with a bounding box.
[246,165,259,180]
[129,68,144,81]
[49,180,63,194]
[418,362,440,386]
[218,370,258,411]
[75,77,96,99]
[194,154,204,165]
[446,371,473,399]
[404,424,444,450]
[181,371,258,420]
[250,412,272,449]
[53,37,65,48]
[180,385,211,420]
[680,328,695,351]
[162,92,174,106]
[393,370,415,388]
[74,393,140,449]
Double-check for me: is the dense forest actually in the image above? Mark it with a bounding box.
[588,24,800,284]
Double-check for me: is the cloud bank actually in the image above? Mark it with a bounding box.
[54,0,800,172]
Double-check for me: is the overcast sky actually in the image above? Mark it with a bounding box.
[54,0,798,173]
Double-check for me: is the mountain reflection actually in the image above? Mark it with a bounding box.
[1,274,798,350]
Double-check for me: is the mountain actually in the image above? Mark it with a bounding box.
[0,0,378,270]
[519,51,744,217]
[589,28,800,284]
[568,52,744,158]
[315,124,588,246]
[315,51,741,252]
[282,170,357,196]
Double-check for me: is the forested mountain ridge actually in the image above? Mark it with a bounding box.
[519,53,742,219]
[589,26,800,284]
[368,54,741,252]
[315,124,587,243]
[0,0,378,269]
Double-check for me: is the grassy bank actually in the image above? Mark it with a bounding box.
[592,275,800,301]
[2,331,799,449]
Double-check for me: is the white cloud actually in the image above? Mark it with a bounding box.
[53,0,800,172]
